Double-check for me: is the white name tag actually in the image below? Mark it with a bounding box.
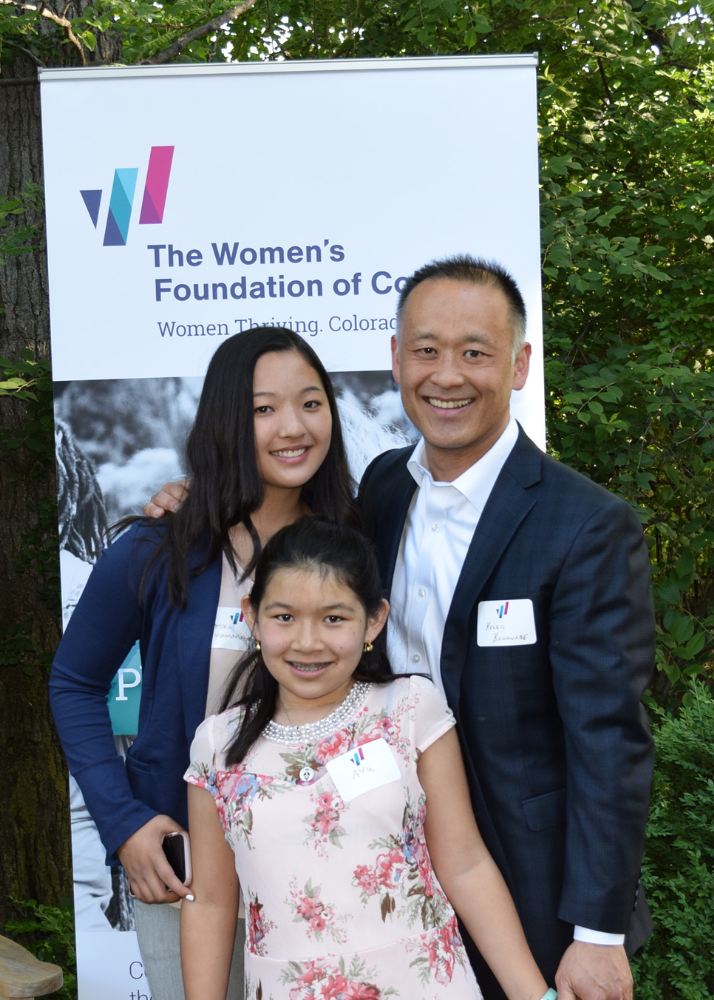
[326,738,401,803]
[212,606,253,650]
[477,599,537,647]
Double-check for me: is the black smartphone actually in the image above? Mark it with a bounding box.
[162,831,192,884]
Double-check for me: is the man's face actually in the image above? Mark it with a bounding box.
[391,277,530,481]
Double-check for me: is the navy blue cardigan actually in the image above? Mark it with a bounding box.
[50,523,222,863]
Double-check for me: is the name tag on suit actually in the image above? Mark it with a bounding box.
[477,599,537,647]
[326,738,401,802]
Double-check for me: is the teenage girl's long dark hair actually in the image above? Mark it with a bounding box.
[133,328,355,607]
[220,516,395,766]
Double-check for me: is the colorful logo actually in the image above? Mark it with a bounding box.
[80,145,174,247]
[497,602,510,619]
[351,747,365,767]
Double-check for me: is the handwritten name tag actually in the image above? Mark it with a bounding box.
[212,606,253,650]
[326,738,401,803]
[477,599,537,647]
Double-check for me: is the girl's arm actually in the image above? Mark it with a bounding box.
[181,783,240,1000]
[420,728,549,1000]
[50,525,156,859]
[51,525,190,900]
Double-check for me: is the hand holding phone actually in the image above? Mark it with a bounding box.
[162,830,192,885]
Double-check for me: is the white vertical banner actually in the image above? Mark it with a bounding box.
[40,55,541,998]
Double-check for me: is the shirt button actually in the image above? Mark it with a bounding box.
[418,588,426,598]
[431,523,439,532]
[411,654,421,663]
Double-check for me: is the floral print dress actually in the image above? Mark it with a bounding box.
[185,675,483,1000]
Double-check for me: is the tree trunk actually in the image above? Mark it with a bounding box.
[0,8,121,924]
[0,50,66,926]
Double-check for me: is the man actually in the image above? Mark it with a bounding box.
[357,256,653,1000]
[147,256,654,999]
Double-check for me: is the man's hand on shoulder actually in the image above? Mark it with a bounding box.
[143,479,189,518]
[555,941,633,1000]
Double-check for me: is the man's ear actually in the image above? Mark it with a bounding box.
[512,342,531,391]
[390,335,400,385]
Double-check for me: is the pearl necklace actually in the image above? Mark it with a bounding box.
[263,681,370,745]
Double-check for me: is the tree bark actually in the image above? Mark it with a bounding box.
[0,51,65,926]
[0,6,121,924]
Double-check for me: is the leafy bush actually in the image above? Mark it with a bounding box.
[632,684,714,999]
[2,898,76,1000]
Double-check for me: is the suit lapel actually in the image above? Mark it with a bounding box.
[374,456,417,594]
[440,429,543,705]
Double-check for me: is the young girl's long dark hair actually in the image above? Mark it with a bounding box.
[220,516,394,766]
[147,327,355,606]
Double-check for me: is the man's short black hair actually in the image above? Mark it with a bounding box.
[396,255,527,352]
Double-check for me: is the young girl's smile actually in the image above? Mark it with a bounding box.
[242,567,388,723]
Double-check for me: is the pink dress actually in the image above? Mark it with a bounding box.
[185,675,483,999]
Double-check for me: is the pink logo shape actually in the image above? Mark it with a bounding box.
[139,146,174,224]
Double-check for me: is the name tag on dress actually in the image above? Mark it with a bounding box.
[212,607,253,650]
[326,738,401,802]
[477,599,537,646]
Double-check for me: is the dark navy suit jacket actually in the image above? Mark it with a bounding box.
[50,523,221,862]
[358,426,654,995]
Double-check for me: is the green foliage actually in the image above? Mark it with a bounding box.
[547,341,713,695]
[0,352,55,470]
[0,0,256,66]
[632,683,714,999]
[533,2,714,701]
[0,351,51,402]
[3,898,76,999]
[0,185,45,262]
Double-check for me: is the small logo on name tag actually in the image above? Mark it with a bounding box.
[326,738,400,802]
[477,598,537,647]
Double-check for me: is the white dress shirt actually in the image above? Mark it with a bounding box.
[387,417,519,694]
[385,416,624,947]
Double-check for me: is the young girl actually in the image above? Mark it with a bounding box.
[50,328,355,1000]
[182,517,554,1000]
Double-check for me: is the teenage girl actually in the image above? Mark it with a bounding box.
[50,328,355,1000]
[182,517,556,1000]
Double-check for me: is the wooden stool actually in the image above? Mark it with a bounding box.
[0,935,63,999]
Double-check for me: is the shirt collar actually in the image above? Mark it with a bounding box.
[407,417,519,508]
